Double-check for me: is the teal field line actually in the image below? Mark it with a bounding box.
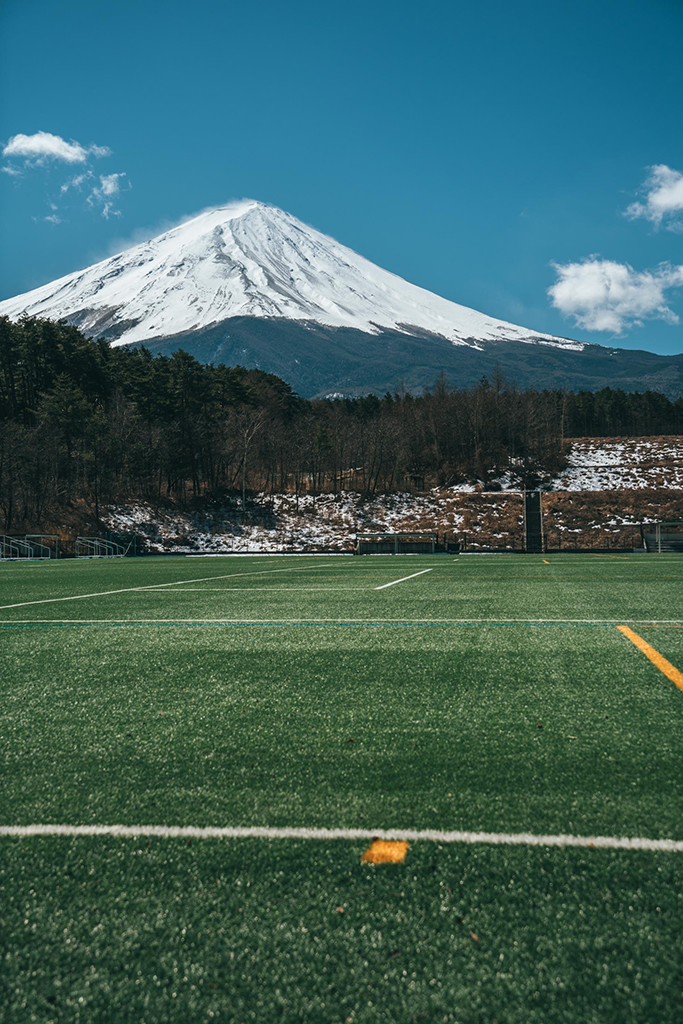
[2,618,683,627]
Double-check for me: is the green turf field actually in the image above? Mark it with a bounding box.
[2,553,683,1023]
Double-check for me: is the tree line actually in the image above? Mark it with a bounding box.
[1,315,682,531]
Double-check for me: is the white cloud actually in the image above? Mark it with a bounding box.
[60,173,88,194]
[1,134,131,224]
[2,131,110,166]
[548,256,683,333]
[31,212,63,225]
[87,172,130,218]
[625,164,683,230]
[99,172,125,196]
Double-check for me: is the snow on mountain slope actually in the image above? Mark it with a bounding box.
[0,200,582,350]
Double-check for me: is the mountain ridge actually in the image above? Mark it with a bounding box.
[125,316,683,399]
[1,200,682,398]
[0,199,578,350]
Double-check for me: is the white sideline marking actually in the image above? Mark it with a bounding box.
[1,824,682,852]
[0,564,330,611]
[375,569,434,590]
[141,587,361,592]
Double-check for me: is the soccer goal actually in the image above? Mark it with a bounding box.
[0,536,33,560]
[0,535,55,560]
[355,532,436,554]
[25,534,59,559]
[75,536,127,558]
[642,522,683,553]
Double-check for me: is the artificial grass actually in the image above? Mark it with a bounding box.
[2,839,683,1024]
[2,622,683,836]
[2,553,683,1022]
[2,552,683,624]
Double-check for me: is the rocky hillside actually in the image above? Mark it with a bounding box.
[552,436,683,490]
[96,437,683,554]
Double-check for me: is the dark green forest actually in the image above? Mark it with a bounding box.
[1,316,682,531]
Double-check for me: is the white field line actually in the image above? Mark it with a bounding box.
[0,563,331,611]
[374,568,434,590]
[141,587,362,592]
[1,823,682,852]
[184,552,352,558]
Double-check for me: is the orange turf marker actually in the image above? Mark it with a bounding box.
[542,559,550,564]
[361,840,409,864]
[617,625,683,691]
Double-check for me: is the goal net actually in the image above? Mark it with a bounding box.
[25,534,59,559]
[642,522,683,553]
[0,535,54,560]
[355,532,436,555]
[75,536,126,558]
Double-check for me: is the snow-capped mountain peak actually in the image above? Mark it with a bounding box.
[0,200,581,351]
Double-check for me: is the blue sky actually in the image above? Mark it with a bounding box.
[1,0,683,353]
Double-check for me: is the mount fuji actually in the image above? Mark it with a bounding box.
[2,200,682,397]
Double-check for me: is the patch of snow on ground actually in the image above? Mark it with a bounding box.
[553,437,683,491]
[103,490,468,554]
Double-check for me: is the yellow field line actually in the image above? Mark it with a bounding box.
[617,625,683,691]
